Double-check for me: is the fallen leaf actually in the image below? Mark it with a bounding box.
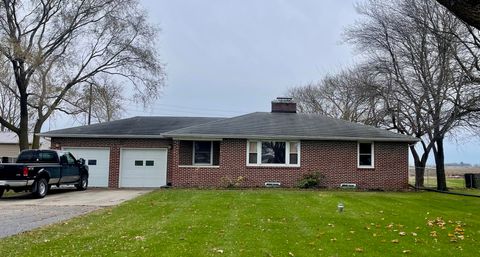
[403,250,411,254]
[288,252,294,256]
[391,239,399,243]
[399,232,406,236]
[355,248,364,252]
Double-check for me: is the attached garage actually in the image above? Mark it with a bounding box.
[39,116,227,188]
[120,148,168,188]
[63,147,110,187]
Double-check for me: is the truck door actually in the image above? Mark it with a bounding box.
[60,153,79,183]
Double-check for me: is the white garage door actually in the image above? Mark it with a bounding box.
[120,148,168,188]
[63,147,110,187]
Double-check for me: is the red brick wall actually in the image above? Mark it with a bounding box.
[51,138,172,188]
[52,137,409,190]
[179,141,193,165]
[171,139,409,190]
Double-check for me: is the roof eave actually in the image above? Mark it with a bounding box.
[38,133,165,139]
[39,132,419,143]
[162,133,420,143]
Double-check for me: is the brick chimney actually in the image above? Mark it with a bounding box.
[271,97,297,113]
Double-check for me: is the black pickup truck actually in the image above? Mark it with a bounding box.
[0,150,89,198]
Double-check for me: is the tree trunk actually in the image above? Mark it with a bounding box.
[414,163,426,188]
[434,138,448,191]
[409,144,429,188]
[18,87,30,151]
[31,119,44,149]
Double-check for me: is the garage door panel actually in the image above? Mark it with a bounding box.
[63,148,110,187]
[120,149,167,188]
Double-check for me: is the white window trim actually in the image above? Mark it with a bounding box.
[192,141,213,166]
[246,140,301,167]
[357,142,374,169]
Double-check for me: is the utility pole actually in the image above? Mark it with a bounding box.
[88,83,93,125]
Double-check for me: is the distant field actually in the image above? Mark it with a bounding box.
[442,167,480,176]
[409,166,480,177]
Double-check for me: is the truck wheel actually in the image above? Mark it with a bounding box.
[32,178,48,198]
[76,174,88,191]
[0,187,4,198]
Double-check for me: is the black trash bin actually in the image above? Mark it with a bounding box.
[465,173,475,188]
[473,174,480,189]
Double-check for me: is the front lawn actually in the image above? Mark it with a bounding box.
[1,190,479,256]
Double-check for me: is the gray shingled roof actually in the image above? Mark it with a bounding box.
[40,116,225,138]
[163,112,418,142]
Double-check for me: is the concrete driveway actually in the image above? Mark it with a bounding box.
[0,188,151,238]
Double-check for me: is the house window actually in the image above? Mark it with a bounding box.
[358,142,374,168]
[248,142,257,164]
[193,141,212,165]
[88,159,97,166]
[135,160,144,166]
[247,140,300,166]
[262,142,286,164]
[289,142,299,165]
[145,160,154,166]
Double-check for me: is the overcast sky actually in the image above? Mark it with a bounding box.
[48,0,480,165]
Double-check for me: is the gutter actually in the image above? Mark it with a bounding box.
[38,133,165,139]
[162,133,419,143]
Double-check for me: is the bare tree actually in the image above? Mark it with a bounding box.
[0,0,165,149]
[0,62,18,131]
[70,76,126,124]
[289,66,385,126]
[346,0,480,190]
[0,86,19,132]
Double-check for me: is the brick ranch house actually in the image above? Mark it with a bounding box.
[40,98,418,190]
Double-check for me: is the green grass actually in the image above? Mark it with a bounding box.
[0,190,479,257]
[445,178,466,188]
[409,177,467,189]
[417,177,480,195]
